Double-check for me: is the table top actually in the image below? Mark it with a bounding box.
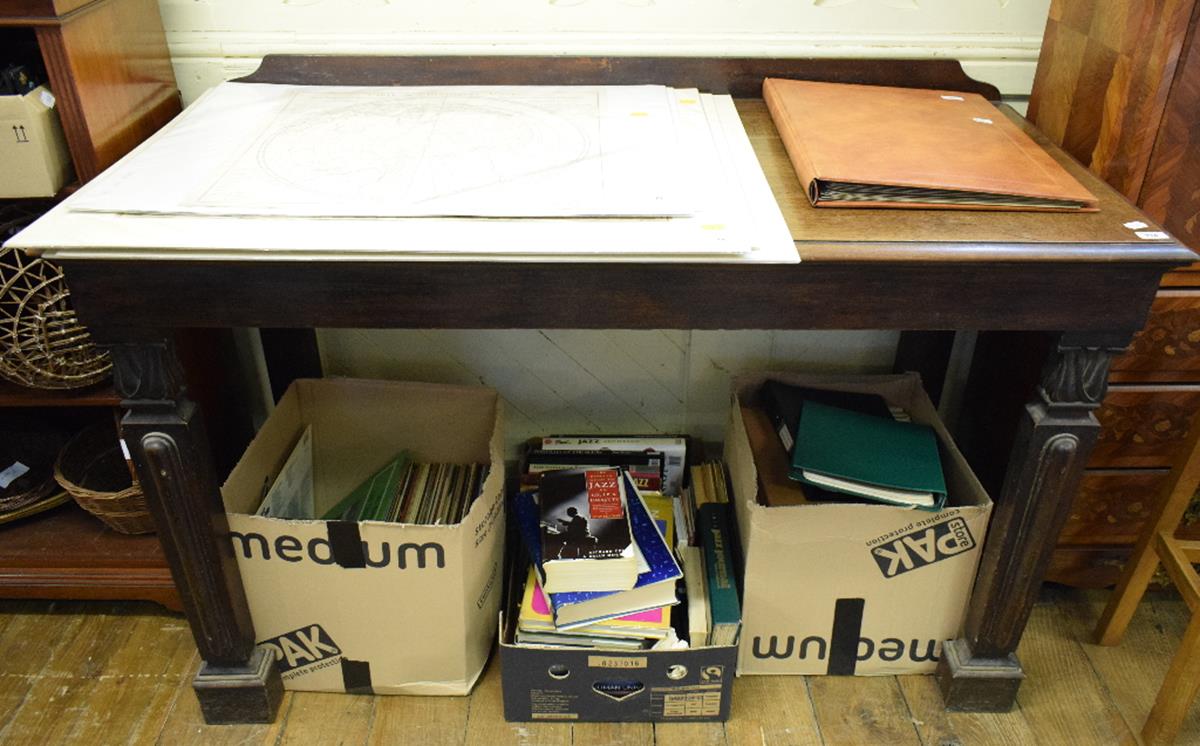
[18,101,1194,265]
[41,55,1197,335]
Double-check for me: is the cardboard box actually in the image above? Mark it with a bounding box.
[725,372,992,676]
[0,86,71,198]
[221,378,506,695]
[498,558,738,722]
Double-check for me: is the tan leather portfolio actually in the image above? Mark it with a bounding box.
[762,78,1098,211]
[739,404,809,507]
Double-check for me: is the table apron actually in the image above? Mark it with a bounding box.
[58,259,1169,334]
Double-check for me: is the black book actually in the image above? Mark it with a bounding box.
[538,469,638,594]
[760,380,895,454]
[525,448,665,492]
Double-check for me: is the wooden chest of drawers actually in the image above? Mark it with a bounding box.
[1050,292,1200,586]
[1030,0,1200,587]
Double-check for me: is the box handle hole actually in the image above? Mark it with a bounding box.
[548,664,570,680]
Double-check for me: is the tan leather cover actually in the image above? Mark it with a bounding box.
[762,78,1098,211]
[739,404,809,507]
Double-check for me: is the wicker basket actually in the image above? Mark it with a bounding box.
[54,423,155,535]
[0,415,66,514]
[0,204,111,390]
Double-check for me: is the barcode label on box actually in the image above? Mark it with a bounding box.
[659,690,722,717]
[530,690,578,718]
[588,656,646,669]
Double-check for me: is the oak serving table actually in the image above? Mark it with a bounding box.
[31,56,1197,723]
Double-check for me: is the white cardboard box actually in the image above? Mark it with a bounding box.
[221,378,506,695]
[0,86,71,198]
[725,372,992,676]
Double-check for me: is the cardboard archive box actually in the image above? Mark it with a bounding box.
[221,378,506,695]
[498,557,738,722]
[725,372,992,676]
[0,86,71,198]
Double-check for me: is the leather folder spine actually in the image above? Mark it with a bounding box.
[762,79,820,207]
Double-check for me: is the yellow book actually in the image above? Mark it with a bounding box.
[641,491,676,547]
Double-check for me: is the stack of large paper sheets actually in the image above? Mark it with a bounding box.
[7,83,798,263]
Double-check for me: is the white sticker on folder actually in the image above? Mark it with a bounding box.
[1136,231,1170,240]
[0,462,30,489]
[1124,221,1149,230]
[39,90,56,109]
[940,95,965,101]
[972,117,994,125]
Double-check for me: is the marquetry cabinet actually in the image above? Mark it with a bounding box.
[1028,0,1200,586]
[0,0,183,608]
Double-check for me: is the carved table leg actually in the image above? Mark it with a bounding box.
[936,332,1129,711]
[109,336,282,724]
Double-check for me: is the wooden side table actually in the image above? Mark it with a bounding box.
[20,55,1198,724]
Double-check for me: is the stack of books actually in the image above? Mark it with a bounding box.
[513,467,681,645]
[511,437,742,651]
[750,380,947,511]
[321,453,488,524]
[255,428,488,524]
[680,461,742,647]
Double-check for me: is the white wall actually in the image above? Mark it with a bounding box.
[161,0,1052,105]
[157,0,1050,447]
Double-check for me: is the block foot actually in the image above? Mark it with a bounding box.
[935,638,1025,712]
[193,647,283,724]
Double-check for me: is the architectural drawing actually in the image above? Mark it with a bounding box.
[26,82,797,262]
[186,85,690,218]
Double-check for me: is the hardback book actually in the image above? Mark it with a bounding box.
[791,401,948,510]
[541,435,689,496]
[514,629,649,650]
[760,380,896,454]
[680,544,711,647]
[539,469,638,594]
[513,473,682,628]
[524,448,665,493]
[762,78,1098,212]
[518,567,671,640]
[691,461,742,646]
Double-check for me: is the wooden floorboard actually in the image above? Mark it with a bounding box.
[653,721,728,746]
[278,691,375,745]
[723,676,822,746]
[1059,586,1200,743]
[897,674,1039,746]
[807,675,922,745]
[0,590,1197,744]
[368,685,471,746]
[1015,593,1137,744]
